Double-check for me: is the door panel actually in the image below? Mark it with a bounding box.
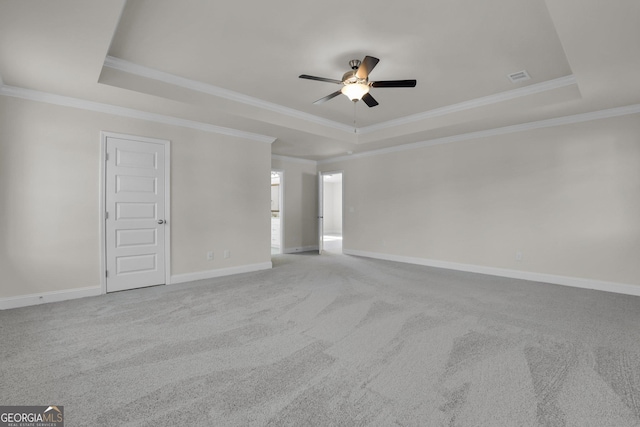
[117,175,157,193]
[106,136,166,292]
[116,229,157,247]
[117,254,157,274]
[116,202,156,219]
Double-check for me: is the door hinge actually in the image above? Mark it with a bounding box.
[106,270,109,278]
[105,152,109,161]
[105,211,109,219]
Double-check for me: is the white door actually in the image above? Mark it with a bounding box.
[105,136,168,292]
[318,172,324,254]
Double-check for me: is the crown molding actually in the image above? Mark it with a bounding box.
[271,154,318,166]
[5,81,638,164]
[357,75,578,135]
[319,103,640,164]
[104,56,355,133]
[104,57,579,139]
[0,84,276,144]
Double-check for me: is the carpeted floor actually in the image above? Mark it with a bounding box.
[1,253,640,426]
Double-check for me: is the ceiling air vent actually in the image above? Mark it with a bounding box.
[508,70,531,83]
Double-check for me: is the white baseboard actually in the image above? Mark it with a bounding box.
[170,262,273,284]
[0,261,273,310]
[343,249,640,297]
[283,246,319,254]
[0,286,102,310]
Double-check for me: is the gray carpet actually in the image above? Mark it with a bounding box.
[1,253,640,426]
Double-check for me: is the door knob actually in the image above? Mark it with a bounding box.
[157,219,165,224]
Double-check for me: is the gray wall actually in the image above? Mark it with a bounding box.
[0,96,272,299]
[320,113,640,287]
[3,94,638,303]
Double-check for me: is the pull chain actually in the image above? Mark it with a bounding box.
[353,101,357,134]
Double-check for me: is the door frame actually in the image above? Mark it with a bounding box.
[271,169,285,254]
[318,170,344,254]
[99,131,171,294]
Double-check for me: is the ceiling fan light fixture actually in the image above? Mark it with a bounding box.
[341,83,370,101]
[300,56,416,107]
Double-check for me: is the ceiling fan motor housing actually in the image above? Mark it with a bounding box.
[342,70,368,85]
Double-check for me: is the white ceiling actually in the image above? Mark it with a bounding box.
[1,0,639,161]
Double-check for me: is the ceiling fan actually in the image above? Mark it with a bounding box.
[299,56,417,107]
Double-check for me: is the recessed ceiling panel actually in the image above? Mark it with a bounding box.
[109,0,572,127]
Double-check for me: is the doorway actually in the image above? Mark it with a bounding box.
[319,171,343,254]
[101,132,170,293]
[271,170,284,254]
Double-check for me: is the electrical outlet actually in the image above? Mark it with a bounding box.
[206,251,214,261]
[515,251,523,262]
[224,249,230,259]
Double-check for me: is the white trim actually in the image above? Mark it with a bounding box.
[103,57,580,137]
[358,75,578,135]
[283,246,319,254]
[170,262,273,284]
[0,84,276,144]
[104,56,354,133]
[6,72,639,167]
[0,287,102,310]
[100,131,172,294]
[99,135,107,294]
[271,169,285,255]
[271,154,318,166]
[319,170,344,254]
[343,249,640,297]
[319,103,640,164]
[318,171,324,254]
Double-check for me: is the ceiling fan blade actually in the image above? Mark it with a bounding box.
[313,90,343,105]
[299,74,343,84]
[355,56,380,79]
[371,79,417,88]
[361,92,379,108]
